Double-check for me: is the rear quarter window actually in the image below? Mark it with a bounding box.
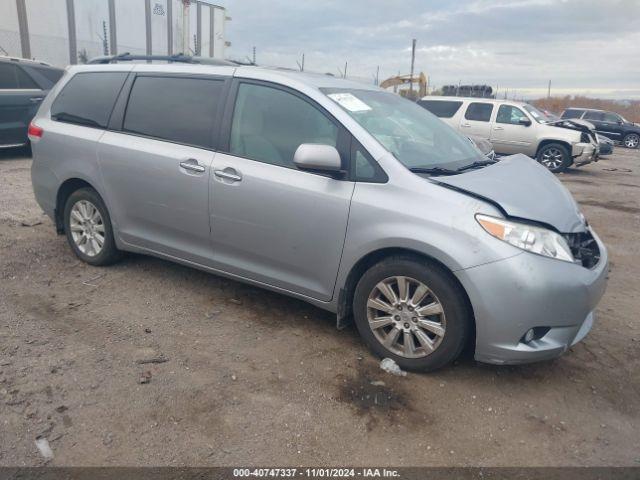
[51,72,128,128]
[417,100,463,118]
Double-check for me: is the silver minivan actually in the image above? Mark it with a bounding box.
[30,58,608,371]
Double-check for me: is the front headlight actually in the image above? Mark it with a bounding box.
[476,214,574,263]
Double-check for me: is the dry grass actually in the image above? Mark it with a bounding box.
[532,96,640,122]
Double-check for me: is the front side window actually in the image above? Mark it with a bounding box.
[522,104,551,123]
[323,88,484,171]
[464,102,493,122]
[561,108,585,119]
[496,105,529,125]
[603,112,621,123]
[25,65,64,87]
[583,111,604,121]
[417,100,463,118]
[123,76,224,148]
[51,72,128,128]
[230,83,338,168]
[0,63,38,89]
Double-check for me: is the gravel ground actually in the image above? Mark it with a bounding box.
[0,147,639,467]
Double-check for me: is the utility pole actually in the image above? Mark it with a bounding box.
[343,61,347,78]
[182,0,190,54]
[102,20,109,55]
[375,65,380,86]
[252,46,256,64]
[297,53,305,71]
[547,80,551,99]
[409,38,416,97]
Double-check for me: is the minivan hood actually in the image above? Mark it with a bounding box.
[433,154,586,233]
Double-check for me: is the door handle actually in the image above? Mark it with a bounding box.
[461,123,471,128]
[214,169,242,182]
[493,126,504,130]
[180,159,206,173]
[30,97,43,103]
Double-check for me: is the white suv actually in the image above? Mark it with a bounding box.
[419,96,598,173]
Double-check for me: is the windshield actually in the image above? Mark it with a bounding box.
[321,88,485,171]
[523,104,552,123]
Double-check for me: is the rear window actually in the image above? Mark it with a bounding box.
[561,108,585,119]
[417,100,463,118]
[51,72,128,128]
[123,75,225,149]
[464,102,493,122]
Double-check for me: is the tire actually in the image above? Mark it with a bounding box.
[353,256,471,372]
[623,133,639,149]
[63,187,121,266]
[536,143,571,173]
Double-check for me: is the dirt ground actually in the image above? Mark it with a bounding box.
[1,147,639,467]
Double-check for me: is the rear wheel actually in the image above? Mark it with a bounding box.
[537,143,571,173]
[353,256,470,372]
[623,133,639,149]
[63,187,121,266]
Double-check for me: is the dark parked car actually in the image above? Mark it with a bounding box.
[0,57,64,149]
[597,134,614,156]
[561,107,639,149]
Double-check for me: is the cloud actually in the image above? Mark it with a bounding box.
[216,0,640,98]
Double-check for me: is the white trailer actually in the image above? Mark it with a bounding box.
[0,0,228,67]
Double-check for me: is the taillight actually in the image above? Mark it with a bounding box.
[28,122,43,141]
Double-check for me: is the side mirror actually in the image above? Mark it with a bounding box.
[293,144,342,173]
[518,117,532,126]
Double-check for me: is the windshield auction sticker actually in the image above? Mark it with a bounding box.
[328,93,372,112]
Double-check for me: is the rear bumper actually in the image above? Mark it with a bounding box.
[455,231,608,365]
[572,142,598,166]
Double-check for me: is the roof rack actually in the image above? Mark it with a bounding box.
[0,55,52,67]
[87,53,237,66]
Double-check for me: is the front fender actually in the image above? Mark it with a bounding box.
[332,179,522,307]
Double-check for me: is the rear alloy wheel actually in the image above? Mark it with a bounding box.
[353,257,470,372]
[537,143,570,173]
[64,188,122,266]
[623,133,639,149]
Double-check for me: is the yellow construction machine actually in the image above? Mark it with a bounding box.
[380,72,427,100]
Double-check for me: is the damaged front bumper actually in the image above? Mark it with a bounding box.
[572,142,599,166]
[455,230,608,365]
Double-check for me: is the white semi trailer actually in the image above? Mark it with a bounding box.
[0,0,228,67]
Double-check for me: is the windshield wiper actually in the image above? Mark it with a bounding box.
[408,166,459,176]
[52,112,102,128]
[456,160,498,172]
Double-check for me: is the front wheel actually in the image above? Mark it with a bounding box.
[623,133,639,149]
[537,143,571,173]
[353,257,471,372]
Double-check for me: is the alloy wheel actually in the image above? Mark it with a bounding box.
[69,200,105,257]
[540,147,564,169]
[625,134,639,148]
[366,276,446,358]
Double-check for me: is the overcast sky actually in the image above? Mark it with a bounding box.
[216,0,640,99]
